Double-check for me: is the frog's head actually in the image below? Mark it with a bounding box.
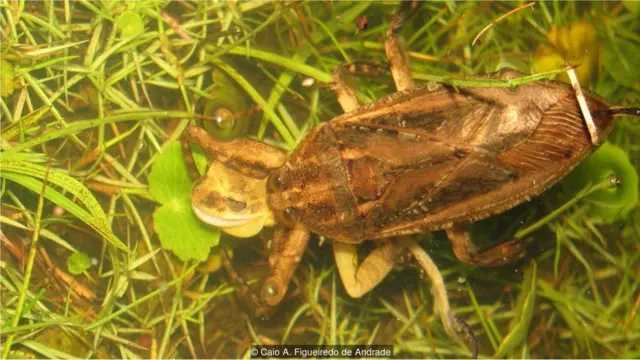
[191,161,274,238]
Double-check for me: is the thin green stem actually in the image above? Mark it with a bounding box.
[1,166,49,359]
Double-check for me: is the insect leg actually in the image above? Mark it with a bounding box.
[397,236,477,358]
[331,61,391,112]
[182,126,287,179]
[446,223,526,267]
[260,224,310,306]
[331,2,424,110]
[385,1,424,91]
[331,66,360,113]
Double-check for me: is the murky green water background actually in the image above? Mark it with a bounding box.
[1,1,638,359]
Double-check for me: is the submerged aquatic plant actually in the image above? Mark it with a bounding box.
[149,142,220,262]
[0,1,638,359]
[565,141,638,223]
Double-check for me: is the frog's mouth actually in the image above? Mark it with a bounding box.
[192,204,261,227]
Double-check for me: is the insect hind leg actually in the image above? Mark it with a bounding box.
[446,223,526,267]
[398,237,478,358]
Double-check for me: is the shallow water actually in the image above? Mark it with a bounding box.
[1,1,639,359]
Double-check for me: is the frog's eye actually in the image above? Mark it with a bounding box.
[225,197,247,212]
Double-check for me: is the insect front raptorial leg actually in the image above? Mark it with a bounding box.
[446,224,526,267]
[261,224,310,306]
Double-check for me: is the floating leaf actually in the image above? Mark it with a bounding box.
[149,141,220,262]
[67,252,91,275]
[564,142,638,223]
[148,142,192,205]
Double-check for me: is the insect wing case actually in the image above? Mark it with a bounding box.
[268,70,615,243]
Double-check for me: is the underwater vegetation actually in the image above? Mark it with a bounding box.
[1,1,639,359]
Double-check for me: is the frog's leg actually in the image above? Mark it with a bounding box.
[182,126,287,180]
[261,224,310,306]
[333,240,402,298]
[334,238,477,358]
[446,223,526,267]
[219,247,272,318]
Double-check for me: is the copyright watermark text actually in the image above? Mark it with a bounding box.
[250,345,393,358]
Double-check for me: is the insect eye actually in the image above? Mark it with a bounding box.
[225,198,247,212]
[278,207,297,227]
[267,172,284,192]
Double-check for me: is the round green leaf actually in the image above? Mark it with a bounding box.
[116,11,144,38]
[153,195,220,262]
[149,141,220,261]
[67,252,91,275]
[148,141,192,205]
[565,142,638,223]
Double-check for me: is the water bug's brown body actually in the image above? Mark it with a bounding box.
[267,71,616,244]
